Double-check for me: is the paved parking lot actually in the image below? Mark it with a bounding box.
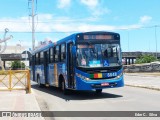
[124,73,160,90]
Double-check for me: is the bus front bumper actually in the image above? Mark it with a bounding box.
[75,75,124,90]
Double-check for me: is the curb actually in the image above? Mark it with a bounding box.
[31,88,54,120]
[124,73,160,77]
[125,84,160,91]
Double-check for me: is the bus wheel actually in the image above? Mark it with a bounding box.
[62,80,69,95]
[37,76,44,88]
[96,89,102,94]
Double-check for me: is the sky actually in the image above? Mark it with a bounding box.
[0,0,160,52]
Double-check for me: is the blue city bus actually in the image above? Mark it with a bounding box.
[30,31,124,94]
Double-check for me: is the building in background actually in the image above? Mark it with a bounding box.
[1,45,30,69]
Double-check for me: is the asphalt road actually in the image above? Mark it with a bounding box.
[31,76,160,120]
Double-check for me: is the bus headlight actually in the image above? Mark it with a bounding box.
[76,73,91,81]
[114,73,123,79]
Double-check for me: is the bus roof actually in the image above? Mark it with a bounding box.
[32,31,119,54]
[55,31,119,44]
[32,42,54,54]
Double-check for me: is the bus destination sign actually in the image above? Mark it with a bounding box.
[83,35,113,40]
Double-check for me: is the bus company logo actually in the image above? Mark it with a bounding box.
[2,112,11,117]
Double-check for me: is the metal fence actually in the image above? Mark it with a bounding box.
[0,70,31,93]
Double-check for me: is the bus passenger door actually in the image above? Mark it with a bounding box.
[67,42,74,88]
[44,51,48,84]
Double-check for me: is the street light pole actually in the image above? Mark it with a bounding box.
[155,25,158,59]
[32,0,35,50]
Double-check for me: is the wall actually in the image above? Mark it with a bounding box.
[124,62,160,72]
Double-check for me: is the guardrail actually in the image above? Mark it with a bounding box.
[124,62,160,73]
[0,70,31,93]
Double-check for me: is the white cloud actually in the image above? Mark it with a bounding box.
[0,14,148,48]
[37,14,53,20]
[80,0,110,17]
[92,8,110,17]
[117,24,142,30]
[140,16,152,24]
[0,18,30,32]
[57,0,71,9]
[0,14,147,36]
[80,0,99,9]
[78,24,116,32]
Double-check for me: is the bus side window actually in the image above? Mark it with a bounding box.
[40,52,44,64]
[47,50,49,63]
[60,44,66,61]
[35,53,40,65]
[34,55,36,65]
[53,47,56,62]
[50,47,54,63]
[35,54,37,65]
[54,46,59,62]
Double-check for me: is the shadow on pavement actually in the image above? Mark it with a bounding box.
[31,81,123,101]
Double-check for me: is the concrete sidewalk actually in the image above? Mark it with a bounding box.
[124,73,160,91]
[0,90,45,120]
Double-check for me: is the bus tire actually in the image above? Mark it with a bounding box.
[62,80,69,95]
[96,89,102,94]
[37,76,44,88]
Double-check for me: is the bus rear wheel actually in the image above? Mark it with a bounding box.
[37,76,44,88]
[96,89,102,94]
[62,80,69,95]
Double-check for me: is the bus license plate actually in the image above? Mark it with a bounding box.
[101,83,109,86]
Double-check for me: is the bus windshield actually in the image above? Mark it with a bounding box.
[76,43,121,68]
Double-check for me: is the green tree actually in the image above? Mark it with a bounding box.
[11,61,25,69]
[135,55,157,64]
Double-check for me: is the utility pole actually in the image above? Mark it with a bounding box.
[28,0,36,50]
[155,25,158,59]
[32,0,35,50]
